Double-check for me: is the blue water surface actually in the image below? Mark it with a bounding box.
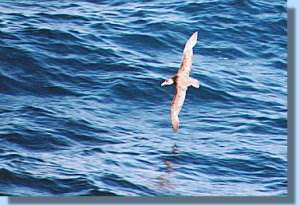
[0,0,287,196]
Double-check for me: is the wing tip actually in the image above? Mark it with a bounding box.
[190,31,198,44]
[171,118,180,131]
[184,31,198,52]
[192,31,198,39]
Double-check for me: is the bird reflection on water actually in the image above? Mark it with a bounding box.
[153,144,178,191]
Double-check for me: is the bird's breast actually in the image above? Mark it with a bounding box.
[176,75,189,89]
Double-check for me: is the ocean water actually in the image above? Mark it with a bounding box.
[0,0,287,196]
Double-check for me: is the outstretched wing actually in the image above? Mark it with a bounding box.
[170,88,187,131]
[179,32,198,75]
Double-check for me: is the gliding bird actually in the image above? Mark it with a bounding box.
[161,32,200,131]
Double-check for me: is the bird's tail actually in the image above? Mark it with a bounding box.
[183,32,198,53]
[188,77,200,88]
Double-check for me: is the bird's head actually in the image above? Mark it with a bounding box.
[161,78,174,87]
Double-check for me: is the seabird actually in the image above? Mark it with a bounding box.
[161,32,200,131]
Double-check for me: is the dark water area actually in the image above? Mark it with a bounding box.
[0,0,287,196]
